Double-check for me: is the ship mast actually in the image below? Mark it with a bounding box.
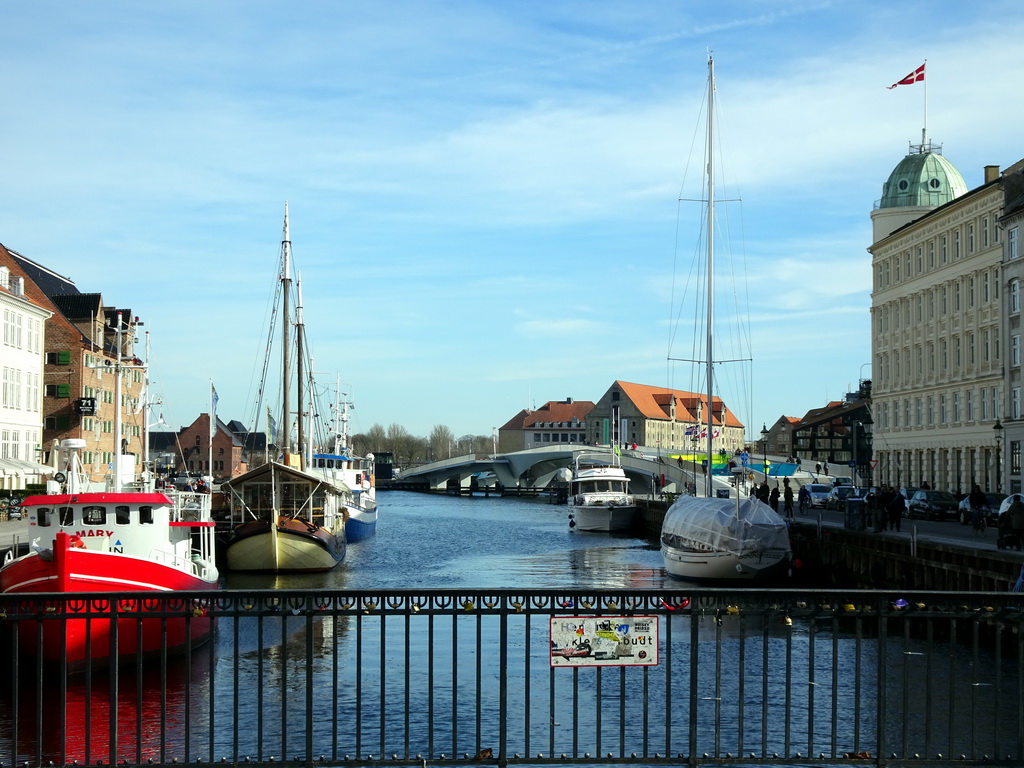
[281,203,292,463]
[704,56,716,497]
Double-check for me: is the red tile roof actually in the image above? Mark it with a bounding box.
[614,380,744,428]
[500,400,596,430]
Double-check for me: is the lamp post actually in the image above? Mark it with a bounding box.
[760,423,769,479]
[994,419,1004,494]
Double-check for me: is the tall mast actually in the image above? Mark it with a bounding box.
[704,56,715,497]
[281,203,292,462]
[296,272,305,470]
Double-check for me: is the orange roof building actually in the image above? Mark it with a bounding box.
[587,380,745,454]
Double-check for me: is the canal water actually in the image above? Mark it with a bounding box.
[4,492,1020,765]
[224,490,668,591]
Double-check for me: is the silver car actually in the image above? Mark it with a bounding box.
[805,483,832,508]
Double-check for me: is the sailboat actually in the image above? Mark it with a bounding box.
[221,205,349,572]
[0,314,220,664]
[659,57,791,582]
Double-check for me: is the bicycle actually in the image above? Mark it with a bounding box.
[971,506,987,536]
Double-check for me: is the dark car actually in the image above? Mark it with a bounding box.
[957,492,1005,525]
[907,490,959,521]
[824,485,856,511]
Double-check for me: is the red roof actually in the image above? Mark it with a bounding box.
[614,380,744,428]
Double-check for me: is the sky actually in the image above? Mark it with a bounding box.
[2,1,1023,442]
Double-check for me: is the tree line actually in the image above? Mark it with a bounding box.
[349,424,495,468]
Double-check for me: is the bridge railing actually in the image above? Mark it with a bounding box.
[2,588,1024,768]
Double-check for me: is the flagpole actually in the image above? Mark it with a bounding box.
[209,378,215,482]
[922,59,928,147]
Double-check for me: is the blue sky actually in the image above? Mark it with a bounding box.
[2,1,1022,440]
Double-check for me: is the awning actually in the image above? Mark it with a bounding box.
[0,458,56,477]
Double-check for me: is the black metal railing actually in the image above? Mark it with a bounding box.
[2,588,1024,767]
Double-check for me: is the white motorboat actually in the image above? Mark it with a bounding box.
[660,494,790,582]
[567,452,636,532]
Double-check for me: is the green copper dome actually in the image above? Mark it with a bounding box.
[878,148,967,209]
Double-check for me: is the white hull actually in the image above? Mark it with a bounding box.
[568,504,636,532]
[345,505,378,542]
[661,543,790,582]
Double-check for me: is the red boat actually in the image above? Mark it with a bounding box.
[0,440,220,666]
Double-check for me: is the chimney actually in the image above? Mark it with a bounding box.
[984,165,1000,184]
[566,397,573,404]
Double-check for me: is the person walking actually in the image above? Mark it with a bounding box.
[783,483,794,519]
[798,484,810,515]
[769,485,780,513]
[968,484,988,535]
[887,489,904,532]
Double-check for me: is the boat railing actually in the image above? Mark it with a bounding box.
[2,587,1023,768]
[165,490,212,522]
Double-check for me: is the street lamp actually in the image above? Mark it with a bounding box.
[760,423,769,478]
[994,419,1004,493]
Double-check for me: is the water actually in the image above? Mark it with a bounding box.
[225,491,668,591]
[4,492,1022,765]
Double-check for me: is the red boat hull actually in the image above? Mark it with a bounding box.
[2,532,217,666]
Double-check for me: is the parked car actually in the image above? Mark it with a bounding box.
[824,485,856,510]
[907,490,959,521]
[804,483,832,508]
[957,492,1005,525]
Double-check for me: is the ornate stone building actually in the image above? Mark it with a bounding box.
[869,142,1024,494]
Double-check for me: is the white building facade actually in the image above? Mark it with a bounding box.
[0,265,52,490]
[869,146,1024,495]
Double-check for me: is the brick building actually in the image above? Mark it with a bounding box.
[4,246,147,485]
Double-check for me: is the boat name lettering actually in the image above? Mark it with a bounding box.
[75,530,114,538]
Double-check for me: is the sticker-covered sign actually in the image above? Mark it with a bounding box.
[549,615,659,667]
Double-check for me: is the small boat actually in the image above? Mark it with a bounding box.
[0,335,220,664]
[566,452,636,532]
[221,205,348,572]
[310,452,376,542]
[660,494,790,582]
[306,390,377,542]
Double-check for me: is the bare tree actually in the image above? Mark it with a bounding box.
[428,425,455,460]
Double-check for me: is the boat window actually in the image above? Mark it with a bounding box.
[59,506,74,526]
[115,505,131,525]
[82,506,106,525]
[37,508,51,527]
[139,506,154,525]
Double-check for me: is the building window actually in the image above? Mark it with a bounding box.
[1012,441,1022,476]
[1010,227,1020,260]
[983,217,990,247]
[1014,388,1022,420]
[1012,279,1021,314]
[1014,335,1021,368]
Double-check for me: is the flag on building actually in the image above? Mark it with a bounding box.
[888,63,925,89]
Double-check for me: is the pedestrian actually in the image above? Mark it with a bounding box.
[798,484,810,514]
[757,481,770,504]
[887,490,904,532]
[769,485,780,513]
[1011,497,1024,548]
[823,462,829,476]
[815,462,821,477]
[968,484,987,534]
[783,484,794,518]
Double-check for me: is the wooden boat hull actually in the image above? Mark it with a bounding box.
[225,517,346,572]
[1,532,217,666]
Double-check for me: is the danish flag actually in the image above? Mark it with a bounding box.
[888,63,925,89]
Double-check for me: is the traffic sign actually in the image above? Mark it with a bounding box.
[848,460,857,467]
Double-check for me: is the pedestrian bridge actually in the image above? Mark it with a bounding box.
[392,445,721,496]
[3,587,1021,767]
